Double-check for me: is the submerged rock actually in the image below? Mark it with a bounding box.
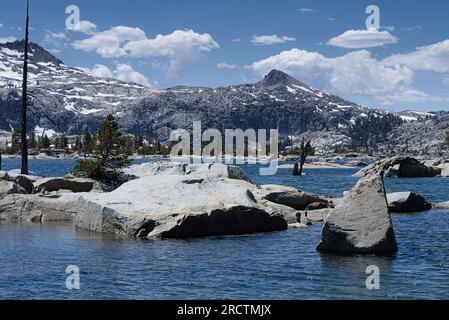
[434,201,449,210]
[387,192,432,213]
[317,174,398,255]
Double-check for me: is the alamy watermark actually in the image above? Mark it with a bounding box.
[65,265,80,290]
[169,122,279,176]
[365,265,380,290]
[65,5,81,31]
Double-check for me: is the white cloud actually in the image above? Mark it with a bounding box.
[79,63,151,87]
[251,35,296,45]
[327,29,398,49]
[384,40,449,73]
[72,26,147,58]
[73,28,219,76]
[44,31,67,44]
[249,48,413,96]
[123,29,219,76]
[113,64,151,86]
[75,20,97,35]
[299,8,318,14]
[0,23,3,28]
[232,38,242,42]
[217,62,237,69]
[0,36,16,44]
[443,76,449,85]
[79,64,114,78]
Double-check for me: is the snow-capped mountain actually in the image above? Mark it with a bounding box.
[0,41,447,155]
[0,41,152,133]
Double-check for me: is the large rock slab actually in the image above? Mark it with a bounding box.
[0,194,79,223]
[387,192,432,213]
[75,175,287,239]
[317,175,398,255]
[124,161,252,183]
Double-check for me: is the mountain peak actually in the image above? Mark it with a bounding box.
[0,40,64,65]
[257,69,310,90]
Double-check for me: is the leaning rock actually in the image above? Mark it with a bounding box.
[317,175,398,255]
[75,175,287,239]
[34,178,95,194]
[0,194,79,223]
[398,158,441,178]
[355,156,441,178]
[387,192,432,213]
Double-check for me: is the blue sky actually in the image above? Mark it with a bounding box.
[1,0,449,111]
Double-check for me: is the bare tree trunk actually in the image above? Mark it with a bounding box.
[20,0,30,175]
[293,139,311,176]
[298,139,308,176]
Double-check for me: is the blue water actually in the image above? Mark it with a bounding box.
[0,158,449,300]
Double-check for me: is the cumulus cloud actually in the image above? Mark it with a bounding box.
[73,27,219,77]
[249,48,413,96]
[384,40,449,73]
[327,29,398,49]
[0,36,16,44]
[72,26,147,58]
[79,64,114,78]
[251,35,296,45]
[79,63,151,87]
[217,62,237,69]
[73,20,97,35]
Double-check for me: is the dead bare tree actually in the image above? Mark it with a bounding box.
[20,0,30,175]
[293,138,312,176]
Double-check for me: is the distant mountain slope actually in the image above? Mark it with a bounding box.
[0,41,152,133]
[0,41,447,154]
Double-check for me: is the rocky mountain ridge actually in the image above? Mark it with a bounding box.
[0,41,448,155]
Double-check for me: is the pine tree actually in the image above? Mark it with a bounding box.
[11,128,21,154]
[28,131,37,149]
[73,115,130,181]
